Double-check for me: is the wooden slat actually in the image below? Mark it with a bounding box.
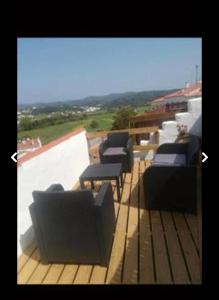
[73,265,93,284]
[139,160,147,174]
[71,181,80,190]
[150,211,172,284]
[184,213,199,251]
[139,165,155,284]
[27,262,51,284]
[123,163,139,283]
[18,248,40,284]
[17,241,37,273]
[58,265,79,284]
[42,264,65,284]
[105,167,133,284]
[131,163,139,186]
[161,212,190,284]
[173,213,201,284]
[86,126,159,139]
[133,144,159,151]
[89,266,107,284]
[89,181,117,284]
[129,112,175,123]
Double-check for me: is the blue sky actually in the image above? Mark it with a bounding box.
[17,38,202,104]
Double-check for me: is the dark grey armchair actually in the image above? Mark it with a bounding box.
[99,132,133,172]
[29,182,115,266]
[143,134,201,214]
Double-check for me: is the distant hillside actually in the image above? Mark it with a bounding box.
[18,89,179,109]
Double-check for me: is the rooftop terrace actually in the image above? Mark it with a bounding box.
[17,97,202,284]
[18,160,201,284]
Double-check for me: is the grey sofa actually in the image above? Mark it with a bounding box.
[29,182,115,266]
[99,132,133,172]
[143,134,201,214]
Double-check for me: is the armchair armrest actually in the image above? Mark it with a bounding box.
[125,137,134,170]
[46,184,64,192]
[94,182,116,265]
[156,143,187,154]
[94,182,114,207]
[99,139,109,155]
[126,137,133,152]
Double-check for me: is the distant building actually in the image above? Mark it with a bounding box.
[17,137,42,156]
[151,82,202,113]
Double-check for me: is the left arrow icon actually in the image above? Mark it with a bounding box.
[11,152,17,162]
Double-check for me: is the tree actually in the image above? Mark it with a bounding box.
[19,117,33,131]
[90,119,99,129]
[111,106,136,130]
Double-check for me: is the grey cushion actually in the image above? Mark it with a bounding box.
[152,154,186,166]
[103,147,126,156]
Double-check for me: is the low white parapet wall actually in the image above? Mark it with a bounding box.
[17,128,90,257]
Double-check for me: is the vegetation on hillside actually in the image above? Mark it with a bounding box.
[111,106,136,130]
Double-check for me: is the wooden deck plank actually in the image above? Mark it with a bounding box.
[88,183,119,285]
[71,181,80,190]
[89,266,107,284]
[139,160,147,174]
[123,163,139,284]
[18,248,40,284]
[17,241,37,273]
[105,167,133,284]
[42,264,65,284]
[105,234,126,284]
[173,213,201,284]
[139,166,155,284]
[150,211,172,284]
[73,265,93,284]
[161,212,190,284]
[58,265,79,284]
[27,262,51,284]
[184,213,199,251]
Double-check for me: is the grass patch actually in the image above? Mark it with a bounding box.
[18,112,115,145]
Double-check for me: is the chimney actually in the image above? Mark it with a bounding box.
[185,82,190,88]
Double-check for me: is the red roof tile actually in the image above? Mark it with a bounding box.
[152,82,202,104]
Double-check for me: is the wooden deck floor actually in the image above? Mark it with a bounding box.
[17,161,201,284]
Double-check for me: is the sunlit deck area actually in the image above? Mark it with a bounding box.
[17,160,201,284]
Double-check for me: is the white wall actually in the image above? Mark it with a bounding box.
[17,130,90,257]
[176,97,202,137]
[158,97,202,144]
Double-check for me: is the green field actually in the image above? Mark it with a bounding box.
[17,106,148,145]
[18,111,115,145]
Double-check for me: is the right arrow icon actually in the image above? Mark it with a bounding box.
[202,152,208,163]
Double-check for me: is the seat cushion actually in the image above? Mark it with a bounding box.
[152,154,186,166]
[103,147,127,156]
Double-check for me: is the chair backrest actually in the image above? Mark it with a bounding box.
[187,135,201,164]
[175,134,201,164]
[31,190,100,258]
[107,132,129,147]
